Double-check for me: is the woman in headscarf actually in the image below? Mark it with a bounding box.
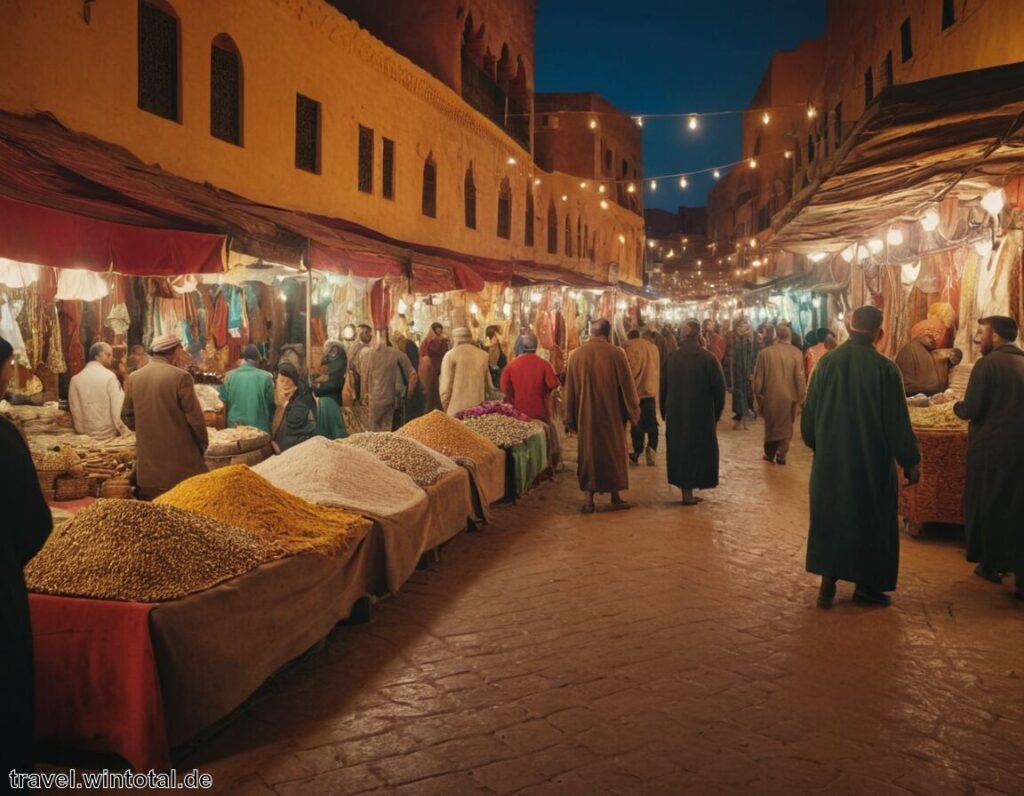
[0,336,52,778]
[312,340,348,439]
[272,361,318,452]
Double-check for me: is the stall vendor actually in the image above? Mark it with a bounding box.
[218,344,275,432]
[895,322,962,396]
[122,333,209,500]
[68,342,130,440]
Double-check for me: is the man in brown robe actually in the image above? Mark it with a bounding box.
[564,319,641,513]
[753,324,807,465]
[122,333,209,499]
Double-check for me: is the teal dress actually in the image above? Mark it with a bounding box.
[313,351,348,440]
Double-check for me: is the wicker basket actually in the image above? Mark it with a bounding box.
[36,469,65,492]
[54,476,92,502]
[205,442,273,471]
[899,428,967,534]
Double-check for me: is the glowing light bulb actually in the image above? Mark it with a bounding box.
[688,115,698,131]
[588,118,598,130]
[627,183,636,194]
[840,244,856,263]
[598,184,606,194]
[503,302,512,317]
[807,106,818,119]
[749,158,758,169]
[761,112,770,125]
[534,178,541,186]
[749,238,758,249]
[600,199,609,210]
[784,150,792,159]
[580,181,588,189]
[808,252,827,263]
[981,188,1005,217]
[679,176,688,189]
[856,245,870,262]
[507,156,517,165]
[920,209,940,231]
[886,228,904,246]
[867,238,884,254]
[469,302,479,316]
[649,179,657,191]
[618,233,626,244]
[713,169,721,179]
[561,194,568,202]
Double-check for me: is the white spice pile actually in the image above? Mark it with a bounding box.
[254,437,427,516]
[341,432,457,487]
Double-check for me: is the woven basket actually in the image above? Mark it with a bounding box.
[100,478,133,499]
[899,428,967,529]
[54,476,92,502]
[36,469,64,492]
[205,442,272,471]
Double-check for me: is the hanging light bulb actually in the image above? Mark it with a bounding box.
[627,183,636,194]
[530,291,543,304]
[507,156,517,165]
[761,112,770,125]
[679,176,688,189]
[840,244,856,263]
[867,238,884,254]
[974,238,993,257]
[579,181,588,189]
[647,240,656,249]
[688,115,698,131]
[808,252,827,263]
[397,298,408,315]
[618,233,626,244]
[588,118,598,130]
[886,227,904,246]
[534,177,542,186]
[749,158,758,169]
[749,238,758,249]
[856,245,870,262]
[807,105,818,119]
[981,188,1005,217]
[600,199,609,210]
[561,194,568,202]
[598,184,606,194]
[784,150,792,159]
[713,169,721,179]
[920,209,940,231]
[752,259,763,267]
[634,116,644,127]
[503,302,512,317]
[649,179,657,191]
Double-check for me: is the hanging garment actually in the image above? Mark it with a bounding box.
[0,259,40,288]
[56,270,109,302]
[0,299,29,366]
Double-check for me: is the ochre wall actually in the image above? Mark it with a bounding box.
[0,0,641,284]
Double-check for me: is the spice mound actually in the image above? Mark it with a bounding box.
[156,465,368,555]
[908,402,968,431]
[25,499,281,602]
[341,432,456,487]
[254,437,427,517]
[462,414,538,449]
[455,401,532,423]
[397,410,500,463]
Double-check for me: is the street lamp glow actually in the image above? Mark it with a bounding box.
[713,169,721,179]
[649,179,657,191]
[761,112,770,125]
[588,118,598,130]
[688,115,698,130]
[679,176,688,189]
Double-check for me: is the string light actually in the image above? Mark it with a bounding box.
[634,116,644,127]
[589,118,598,129]
[647,240,656,248]
[561,194,568,202]
[808,252,827,263]
[841,244,856,263]
[867,239,884,254]
[886,227,904,246]
[981,188,1005,217]
[761,112,770,125]
[807,106,818,119]
[649,179,657,191]
[749,238,758,249]
[627,183,636,194]
[679,176,688,189]
[598,184,606,194]
[618,233,626,244]
[749,158,758,169]
[600,199,609,210]
[920,209,940,231]
[688,115,698,131]
[507,156,517,165]
[533,177,541,186]
[713,169,721,179]
[579,181,587,189]
[784,150,792,159]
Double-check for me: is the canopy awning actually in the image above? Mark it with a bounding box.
[769,60,1024,254]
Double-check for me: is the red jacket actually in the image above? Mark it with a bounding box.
[500,353,560,420]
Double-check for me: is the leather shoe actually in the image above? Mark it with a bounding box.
[974,564,1003,583]
[853,587,892,606]
[817,576,837,609]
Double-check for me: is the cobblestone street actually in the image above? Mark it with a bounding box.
[182,420,1024,795]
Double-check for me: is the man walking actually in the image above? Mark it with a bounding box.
[564,319,641,513]
[625,329,660,465]
[501,333,562,469]
[753,325,806,465]
[440,327,491,416]
[661,321,726,506]
[360,336,418,431]
[954,316,1024,596]
[69,341,129,440]
[726,319,759,429]
[122,333,209,499]
[218,344,275,432]
[802,306,920,608]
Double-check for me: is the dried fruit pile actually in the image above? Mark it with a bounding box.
[25,499,281,602]
[397,410,500,463]
[341,432,456,487]
[908,402,968,431]
[156,464,368,555]
[461,414,538,449]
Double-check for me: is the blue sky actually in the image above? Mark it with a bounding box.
[535,0,825,211]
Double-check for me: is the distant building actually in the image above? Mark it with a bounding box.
[644,207,721,300]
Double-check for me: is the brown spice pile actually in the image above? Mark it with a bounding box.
[397,410,500,463]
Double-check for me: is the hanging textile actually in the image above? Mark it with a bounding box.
[56,269,109,301]
[369,279,392,330]
[0,259,40,288]
[0,297,29,366]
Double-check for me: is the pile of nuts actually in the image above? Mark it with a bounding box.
[206,426,270,456]
[461,414,539,449]
[397,410,500,463]
[341,432,456,487]
[908,402,968,431]
[25,499,282,602]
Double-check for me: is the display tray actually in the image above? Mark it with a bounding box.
[899,427,967,536]
[31,523,379,771]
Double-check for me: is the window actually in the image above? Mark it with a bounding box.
[524,188,534,246]
[358,125,373,194]
[942,0,956,30]
[564,215,573,257]
[295,94,320,173]
[464,165,476,229]
[883,51,893,88]
[137,0,179,121]
[794,141,802,170]
[834,103,842,145]
[900,17,913,62]
[497,177,511,239]
[807,133,815,162]
[604,148,613,175]
[382,137,395,200]
[210,35,241,145]
[421,155,436,218]
[547,202,557,254]
[864,67,874,106]
[576,217,583,259]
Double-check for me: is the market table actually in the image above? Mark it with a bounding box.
[899,428,967,536]
[506,428,550,500]
[32,523,381,771]
[421,467,475,551]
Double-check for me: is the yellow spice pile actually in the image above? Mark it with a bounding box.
[908,402,968,431]
[156,465,370,556]
[25,499,281,602]
[397,410,500,463]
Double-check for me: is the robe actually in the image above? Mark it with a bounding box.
[122,356,209,497]
[753,341,806,444]
[660,340,726,490]
[564,338,641,493]
[0,418,52,775]
[954,344,1024,575]
[801,334,920,591]
[895,338,949,395]
[418,334,449,412]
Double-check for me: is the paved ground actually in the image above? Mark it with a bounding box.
[172,420,1022,793]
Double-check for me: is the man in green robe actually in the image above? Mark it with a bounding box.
[801,306,921,608]
[218,345,275,432]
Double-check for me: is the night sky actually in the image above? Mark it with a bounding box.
[535,0,825,213]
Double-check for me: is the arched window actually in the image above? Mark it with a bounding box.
[583,221,589,259]
[422,154,437,218]
[547,202,557,254]
[210,34,242,145]
[464,165,477,230]
[524,187,534,247]
[138,0,180,122]
[497,177,512,239]
[576,217,583,260]
[564,215,573,257]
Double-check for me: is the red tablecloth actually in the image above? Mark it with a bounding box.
[31,596,169,771]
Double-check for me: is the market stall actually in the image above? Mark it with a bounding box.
[899,401,968,536]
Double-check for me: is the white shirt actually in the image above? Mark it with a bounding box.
[439,343,493,416]
[69,361,129,440]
